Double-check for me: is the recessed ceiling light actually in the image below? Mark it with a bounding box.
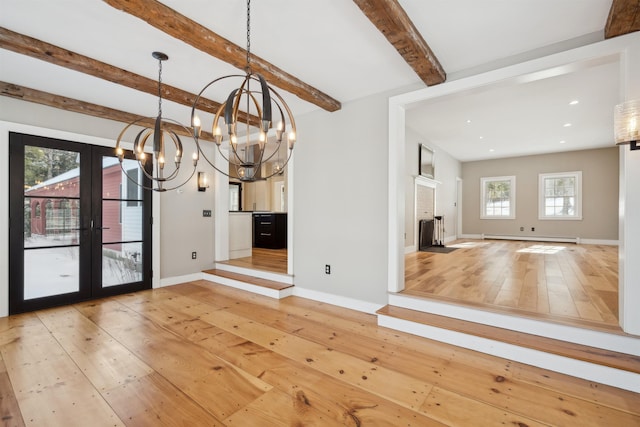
[466,119,472,124]
[489,148,495,152]
[479,136,484,140]
[563,123,572,127]
[559,140,566,144]
[569,100,579,105]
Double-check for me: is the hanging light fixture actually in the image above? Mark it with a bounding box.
[614,99,640,151]
[191,0,296,182]
[115,52,199,191]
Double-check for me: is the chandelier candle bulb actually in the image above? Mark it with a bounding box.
[192,115,201,137]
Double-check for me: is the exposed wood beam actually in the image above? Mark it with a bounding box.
[606,0,640,39]
[102,0,342,112]
[352,0,446,86]
[0,27,258,125]
[0,81,215,142]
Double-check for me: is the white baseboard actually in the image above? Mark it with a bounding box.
[579,239,619,246]
[404,245,416,254]
[483,234,578,243]
[158,273,203,288]
[293,287,384,315]
[459,234,618,246]
[460,234,483,239]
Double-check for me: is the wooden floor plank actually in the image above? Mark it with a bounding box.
[218,248,288,274]
[115,288,448,426]
[1,281,638,426]
[36,306,154,392]
[405,240,620,328]
[164,282,640,426]
[103,372,224,426]
[0,312,123,427]
[0,354,25,427]
[74,298,271,421]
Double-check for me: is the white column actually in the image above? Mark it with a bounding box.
[619,37,640,335]
[213,148,229,262]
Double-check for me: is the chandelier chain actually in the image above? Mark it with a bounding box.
[246,0,251,73]
[157,56,163,117]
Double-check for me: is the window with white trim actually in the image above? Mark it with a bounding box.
[539,171,582,220]
[480,176,516,219]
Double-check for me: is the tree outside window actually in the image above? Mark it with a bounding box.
[481,176,516,219]
[539,171,582,220]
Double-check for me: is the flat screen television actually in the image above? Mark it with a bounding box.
[419,144,435,179]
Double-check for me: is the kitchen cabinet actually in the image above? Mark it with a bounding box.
[243,180,269,211]
[253,213,287,249]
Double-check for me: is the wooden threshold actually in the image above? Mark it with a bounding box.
[203,268,293,291]
[377,304,640,375]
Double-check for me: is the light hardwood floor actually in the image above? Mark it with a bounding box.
[405,239,619,329]
[1,281,638,426]
[219,248,288,274]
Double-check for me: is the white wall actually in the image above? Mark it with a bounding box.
[293,86,418,306]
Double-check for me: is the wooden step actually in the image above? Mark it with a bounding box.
[377,304,640,375]
[202,268,294,299]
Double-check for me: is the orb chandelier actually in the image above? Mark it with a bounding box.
[191,0,296,182]
[115,51,198,191]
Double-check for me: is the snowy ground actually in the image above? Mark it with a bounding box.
[23,235,141,300]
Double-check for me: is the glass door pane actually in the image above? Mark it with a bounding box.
[23,146,82,299]
[100,157,144,287]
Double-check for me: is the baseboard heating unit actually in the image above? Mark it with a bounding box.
[481,234,579,244]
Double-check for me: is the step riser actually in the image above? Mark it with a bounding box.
[202,272,293,299]
[378,314,640,393]
[214,263,294,285]
[389,293,640,356]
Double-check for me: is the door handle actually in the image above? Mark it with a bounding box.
[95,227,110,231]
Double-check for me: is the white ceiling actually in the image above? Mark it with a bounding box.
[0,0,617,162]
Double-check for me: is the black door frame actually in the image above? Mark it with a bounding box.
[8,132,152,314]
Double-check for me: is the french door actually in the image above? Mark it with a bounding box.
[8,132,152,314]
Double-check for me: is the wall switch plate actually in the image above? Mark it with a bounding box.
[325,264,331,274]
[203,210,212,217]
[192,252,197,259]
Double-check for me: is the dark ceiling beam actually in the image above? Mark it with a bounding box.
[605,0,640,39]
[352,0,446,86]
[0,27,260,126]
[0,81,215,141]
[102,0,342,112]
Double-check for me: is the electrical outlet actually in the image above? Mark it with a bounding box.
[192,251,197,259]
[325,264,331,274]
[203,210,212,217]
[520,226,524,231]
[531,227,535,232]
